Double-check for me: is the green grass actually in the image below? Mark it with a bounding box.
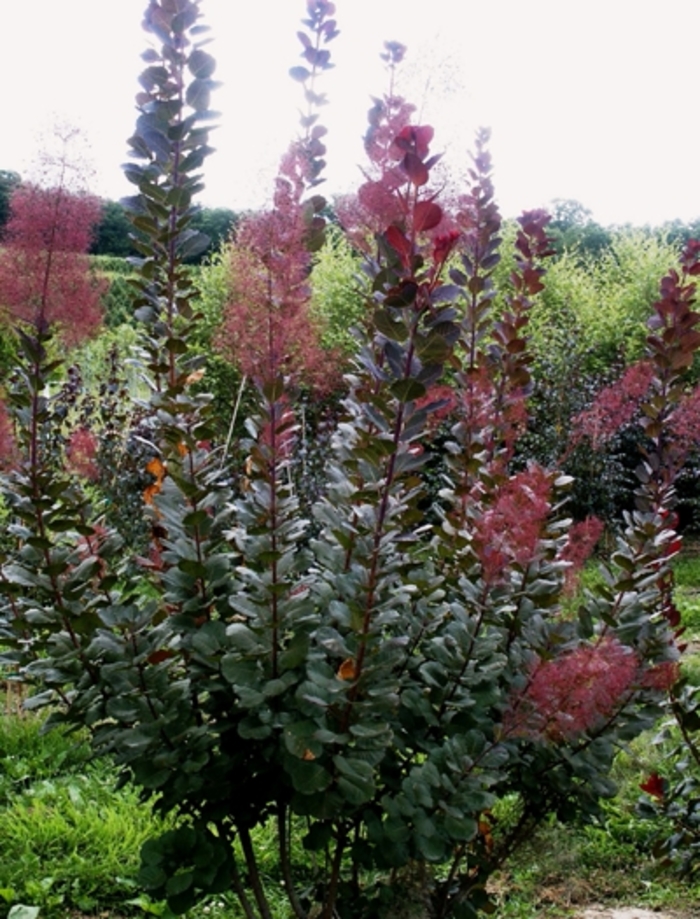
[674,551,700,638]
[0,707,91,803]
[0,709,164,918]
[0,773,158,915]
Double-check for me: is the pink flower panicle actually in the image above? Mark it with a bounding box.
[455,366,528,475]
[0,401,18,471]
[667,386,700,467]
[220,4,342,395]
[504,637,639,743]
[571,362,655,449]
[66,427,99,481]
[559,515,605,594]
[641,660,681,693]
[473,464,553,583]
[220,140,340,395]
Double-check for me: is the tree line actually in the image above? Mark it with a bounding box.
[0,168,237,262]
[2,166,699,265]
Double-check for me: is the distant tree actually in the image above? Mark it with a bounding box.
[187,206,239,262]
[90,202,238,261]
[661,216,700,247]
[0,181,105,345]
[91,199,136,257]
[0,170,21,232]
[548,197,612,259]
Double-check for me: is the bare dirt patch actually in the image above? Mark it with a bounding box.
[577,909,694,919]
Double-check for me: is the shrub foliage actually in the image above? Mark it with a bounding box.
[0,2,699,918]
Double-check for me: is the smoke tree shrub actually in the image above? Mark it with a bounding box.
[0,3,699,919]
[638,675,700,880]
[0,131,105,345]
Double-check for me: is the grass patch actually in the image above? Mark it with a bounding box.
[0,773,158,915]
[491,817,699,918]
[0,707,91,803]
[490,730,700,915]
[0,709,163,918]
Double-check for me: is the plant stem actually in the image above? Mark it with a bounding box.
[238,824,274,919]
[278,803,308,919]
[220,373,247,469]
[321,825,347,919]
[231,852,259,919]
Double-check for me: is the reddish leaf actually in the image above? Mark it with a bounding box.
[522,267,546,294]
[385,225,412,264]
[433,231,460,266]
[337,658,358,680]
[148,649,174,665]
[402,153,429,187]
[640,772,665,800]
[412,125,434,158]
[395,124,434,159]
[413,201,443,232]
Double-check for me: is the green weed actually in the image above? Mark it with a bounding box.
[0,773,159,916]
[673,554,700,630]
[0,709,92,804]
[0,712,161,918]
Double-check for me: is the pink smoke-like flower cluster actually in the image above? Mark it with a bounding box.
[66,427,99,481]
[667,387,700,463]
[0,401,17,471]
[640,660,681,692]
[571,362,655,449]
[474,464,553,583]
[220,143,339,394]
[461,367,528,463]
[559,515,605,594]
[504,637,639,742]
[0,184,105,345]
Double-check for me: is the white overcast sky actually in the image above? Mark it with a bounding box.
[3,0,699,227]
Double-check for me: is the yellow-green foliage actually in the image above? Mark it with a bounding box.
[310,226,366,354]
[191,245,234,345]
[528,230,681,374]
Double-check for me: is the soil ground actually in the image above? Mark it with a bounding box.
[578,910,696,919]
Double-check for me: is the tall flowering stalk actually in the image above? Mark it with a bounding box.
[0,131,106,646]
[335,42,423,255]
[219,0,339,393]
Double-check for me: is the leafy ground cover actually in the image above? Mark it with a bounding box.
[0,713,161,916]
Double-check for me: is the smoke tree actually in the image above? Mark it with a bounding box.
[0,2,698,918]
[0,133,105,346]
